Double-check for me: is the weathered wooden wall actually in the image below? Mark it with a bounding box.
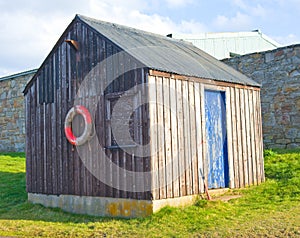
[148,71,264,200]
[25,19,151,200]
[25,17,264,202]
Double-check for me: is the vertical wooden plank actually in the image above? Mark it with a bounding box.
[230,87,239,188]
[42,91,47,194]
[91,34,100,197]
[80,24,89,196]
[139,99,146,199]
[133,72,143,199]
[61,42,69,195]
[71,38,80,196]
[32,82,39,193]
[254,91,262,184]
[77,24,86,196]
[142,70,151,200]
[113,47,120,92]
[156,76,166,199]
[149,75,159,200]
[194,82,204,194]
[244,89,252,186]
[131,154,137,200]
[235,88,244,188]
[112,149,120,198]
[30,83,36,193]
[240,89,248,187]
[252,90,259,184]
[36,80,41,193]
[66,33,75,196]
[176,80,186,196]
[125,152,133,199]
[119,150,127,198]
[46,102,53,194]
[25,93,32,192]
[97,36,107,197]
[39,78,46,194]
[182,80,192,195]
[43,64,51,194]
[133,89,140,199]
[105,99,113,198]
[43,68,48,194]
[170,77,179,197]
[248,89,256,185]
[226,87,234,188]
[200,84,207,193]
[106,42,113,94]
[163,77,173,198]
[57,46,63,194]
[80,24,87,196]
[189,81,198,195]
[31,81,36,193]
[118,51,125,92]
[86,30,95,196]
[257,91,265,182]
[51,56,58,195]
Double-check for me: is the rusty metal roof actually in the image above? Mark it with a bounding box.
[78,15,260,87]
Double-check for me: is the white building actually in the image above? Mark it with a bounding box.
[170,30,280,59]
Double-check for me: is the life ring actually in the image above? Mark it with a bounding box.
[64,105,92,146]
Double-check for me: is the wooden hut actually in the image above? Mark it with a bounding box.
[24,15,264,218]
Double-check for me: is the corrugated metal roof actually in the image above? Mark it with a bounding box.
[171,31,280,60]
[78,15,260,87]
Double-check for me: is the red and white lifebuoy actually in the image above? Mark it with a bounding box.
[64,105,92,146]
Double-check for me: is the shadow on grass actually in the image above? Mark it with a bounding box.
[265,163,295,181]
[0,171,130,224]
[0,152,25,158]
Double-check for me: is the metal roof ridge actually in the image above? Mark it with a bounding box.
[0,69,38,82]
[77,14,188,45]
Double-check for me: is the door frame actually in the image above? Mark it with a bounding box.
[200,84,233,189]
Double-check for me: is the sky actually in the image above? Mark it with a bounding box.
[1,0,300,77]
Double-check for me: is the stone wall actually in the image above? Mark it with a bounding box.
[223,44,300,149]
[0,70,37,152]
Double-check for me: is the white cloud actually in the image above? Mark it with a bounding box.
[164,0,195,8]
[178,20,208,34]
[0,0,207,77]
[273,34,300,46]
[0,10,74,76]
[232,0,248,9]
[231,0,267,18]
[0,0,299,77]
[83,0,204,35]
[213,12,252,31]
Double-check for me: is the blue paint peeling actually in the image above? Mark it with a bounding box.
[205,90,229,189]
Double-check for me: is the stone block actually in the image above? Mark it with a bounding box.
[292,56,300,64]
[275,139,291,144]
[286,128,298,139]
[287,143,299,149]
[271,144,286,149]
[0,92,7,99]
[291,115,300,124]
[289,69,300,77]
[265,52,274,63]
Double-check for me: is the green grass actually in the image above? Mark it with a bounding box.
[0,150,300,237]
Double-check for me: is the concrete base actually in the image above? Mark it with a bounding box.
[28,193,152,218]
[28,193,202,218]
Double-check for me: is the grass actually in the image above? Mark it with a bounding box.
[0,150,300,237]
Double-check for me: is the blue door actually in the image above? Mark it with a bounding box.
[205,90,229,189]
